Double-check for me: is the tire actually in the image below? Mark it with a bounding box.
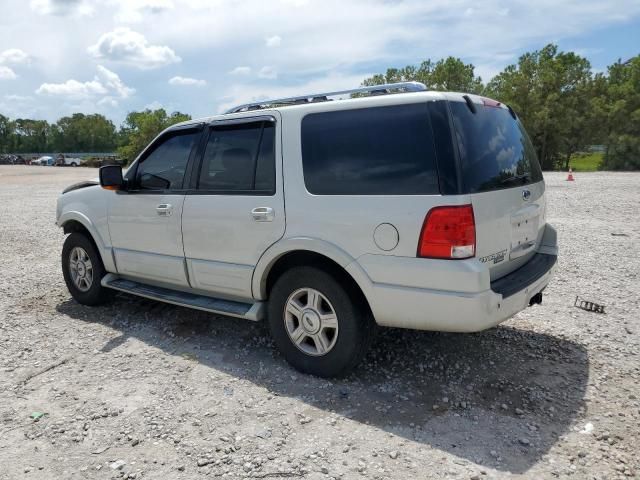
[61,232,113,306]
[267,266,372,378]
[70,162,77,167]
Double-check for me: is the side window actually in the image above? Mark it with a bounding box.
[301,104,439,195]
[135,130,199,190]
[197,121,275,194]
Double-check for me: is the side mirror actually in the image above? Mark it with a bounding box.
[99,165,124,191]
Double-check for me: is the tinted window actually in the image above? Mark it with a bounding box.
[428,100,458,195]
[198,122,275,193]
[301,104,439,195]
[450,102,543,193]
[135,130,198,190]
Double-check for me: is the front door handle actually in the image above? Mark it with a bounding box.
[251,207,274,222]
[156,203,173,217]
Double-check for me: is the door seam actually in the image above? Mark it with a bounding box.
[178,196,193,288]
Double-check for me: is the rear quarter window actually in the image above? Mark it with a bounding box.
[450,101,543,194]
[301,103,439,195]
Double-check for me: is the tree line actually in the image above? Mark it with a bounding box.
[363,44,639,170]
[0,109,191,163]
[1,44,638,169]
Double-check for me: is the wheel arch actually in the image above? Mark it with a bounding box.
[59,213,115,272]
[253,239,374,315]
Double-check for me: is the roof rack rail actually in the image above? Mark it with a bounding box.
[225,81,427,114]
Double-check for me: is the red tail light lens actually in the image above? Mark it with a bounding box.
[418,205,476,259]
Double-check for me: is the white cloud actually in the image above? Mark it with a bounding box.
[265,35,282,47]
[229,66,251,76]
[0,49,30,65]
[0,49,29,81]
[4,94,34,102]
[98,96,119,108]
[36,78,107,98]
[168,76,207,86]
[258,66,277,79]
[88,27,181,69]
[144,100,164,110]
[30,0,92,16]
[0,66,18,80]
[114,0,174,23]
[279,0,309,6]
[35,65,134,99]
[96,65,135,97]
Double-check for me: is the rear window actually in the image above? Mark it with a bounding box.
[301,104,439,195]
[450,101,543,193]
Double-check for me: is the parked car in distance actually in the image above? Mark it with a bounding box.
[56,154,83,167]
[33,155,55,166]
[56,82,558,378]
[0,154,27,165]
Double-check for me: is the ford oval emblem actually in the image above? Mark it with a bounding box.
[522,189,531,201]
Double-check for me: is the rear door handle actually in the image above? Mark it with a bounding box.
[156,203,173,217]
[251,207,274,222]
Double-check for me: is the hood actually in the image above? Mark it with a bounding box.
[62,180,99,194]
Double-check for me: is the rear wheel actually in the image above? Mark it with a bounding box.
[267,266,372,377]
[70,162,77,167]
[62,232,113,305]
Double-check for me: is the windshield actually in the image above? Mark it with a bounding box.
[450,101,543,193]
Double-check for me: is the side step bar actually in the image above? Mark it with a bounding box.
[101,274,264,321]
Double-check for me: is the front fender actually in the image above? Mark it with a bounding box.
[57,211,116,272]
[251,237,373,300]
[58,211,101,244]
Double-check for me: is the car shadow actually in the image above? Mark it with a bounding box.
[56,294,588,474]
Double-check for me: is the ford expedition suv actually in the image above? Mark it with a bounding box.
[56,82,558,377]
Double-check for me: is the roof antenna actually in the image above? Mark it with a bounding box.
[462,95,476,114]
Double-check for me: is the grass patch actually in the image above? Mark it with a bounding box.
[569,152,603,172]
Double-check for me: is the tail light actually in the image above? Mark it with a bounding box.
[482,98,502,108]
[418,205,476,259]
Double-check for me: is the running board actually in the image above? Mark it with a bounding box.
[101,274,263,321]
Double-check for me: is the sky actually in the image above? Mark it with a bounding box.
[0,0,639,125]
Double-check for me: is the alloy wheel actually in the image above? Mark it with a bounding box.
[284,287,339,356]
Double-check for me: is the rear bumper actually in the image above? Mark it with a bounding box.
[490,252,556,298]
[354,225,558,332]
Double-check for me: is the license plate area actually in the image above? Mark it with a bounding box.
[510,205,540,259]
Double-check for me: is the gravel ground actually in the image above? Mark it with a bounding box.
[0,165,638,480]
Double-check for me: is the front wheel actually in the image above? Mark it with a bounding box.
[267,266,372,378]
[61,233,113,305]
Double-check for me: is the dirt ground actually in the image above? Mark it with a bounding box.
[0,165,638,480]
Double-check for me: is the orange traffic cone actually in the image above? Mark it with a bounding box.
[566,167,575,181]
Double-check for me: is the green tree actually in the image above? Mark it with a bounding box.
[599,57,640,170]
[486,44,593,170]
[117,109,191,163]
[12,118,51,153]
[0,114,14,153]
[51,113,117,152]
[363,57,483,93]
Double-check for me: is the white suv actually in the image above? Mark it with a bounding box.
[57,82,558,377]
